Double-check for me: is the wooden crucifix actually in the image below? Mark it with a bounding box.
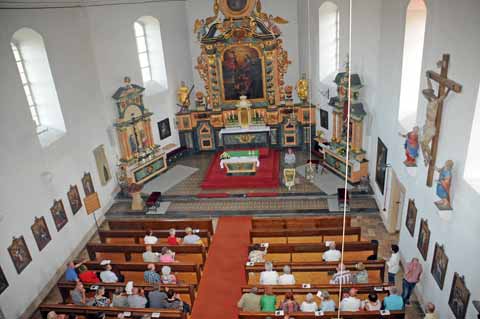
[420,54,462,187]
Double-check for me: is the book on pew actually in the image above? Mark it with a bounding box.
[246,261,254,266]
[315,310,324,316]
[260,242,269,248]
[380,310,390,315]
[302,283,311,288]
[123,312,131,317]
[275,310,284,316]
[152,313,161,318]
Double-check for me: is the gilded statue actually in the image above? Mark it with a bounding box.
[296,73,309,103]
[177,81,192,112]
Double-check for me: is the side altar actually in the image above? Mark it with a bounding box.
[112,77,167,185]
[176,0,315,153]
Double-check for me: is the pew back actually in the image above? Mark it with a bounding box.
[251,216,351,230]
[98,229,211,247]
[250,227,362,244]
[238,311,405,319]
[107,218,214,234]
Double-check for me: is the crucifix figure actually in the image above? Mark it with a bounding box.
[420,54,462,187]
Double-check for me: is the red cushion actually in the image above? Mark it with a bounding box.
[258,147,270,158]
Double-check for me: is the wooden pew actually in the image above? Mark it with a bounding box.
[56,281,196,306]
[38,304,186,319]
[107,218,214,234]
[252,216,351,230]
[250,227,362,244]
[86,243,207,264]
[248,241,378,263]
[245,260,385,285]
[98,229,212,247]
[240,283,391,307]
[239,311,405,319]
[82,261,202,285]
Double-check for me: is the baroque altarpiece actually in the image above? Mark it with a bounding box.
[176,0,315,152]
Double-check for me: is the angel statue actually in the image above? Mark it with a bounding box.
[176,81,194,113]
[435,160,454,210]
[420,76,451,166]
[265,14,288,35]
[193,19,207,41]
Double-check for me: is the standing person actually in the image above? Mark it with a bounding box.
[384,244,400,284]
[402,258,423,305]
[260,286,277,312]
[237,287,262,312]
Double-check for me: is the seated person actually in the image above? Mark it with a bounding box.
[260,286,277,312]
[280,292,300,314]
[425,302,439,319]
[159,289,188,313]
[383,287,404,311]
[142,245,160,263]
[278,265,295,285]
[237,287,262,312]
[65,259,87,282]
[322,242,341,262]
[329,263,352,284]
[259,261,278,285]
[46,311,67,319]
[248,243,266,263]
[319,290,336,312]
[353,262,369,284]
[127,287,147,308]
[300,293,318,312]
[144,229,158,245]
[339,288,361,312]
[78,265,100,284]
[100,263,118,283]
[70,281,93,306]
[284,148,296,167]
[160,265,177,284]
[92,286,110,307]
[167,228,179,245]
[362,293,381,311]
[159,246,176,263]
[144,263,161,284]
[183,227,202,244]
[111,287,129,308]
[148,283,167,308]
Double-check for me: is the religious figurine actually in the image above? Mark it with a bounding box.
[176,81,193,112]
[265,14,288,35]
[435,160,454,210]
[399,126,420,167]
[420,77,451,166]
[193,19,207,41]
[284,85,293,107]
[195,91,206,110]
[284,148,296,167]
[296,73,309,103]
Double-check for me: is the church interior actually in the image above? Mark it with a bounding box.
[1,0,480,318]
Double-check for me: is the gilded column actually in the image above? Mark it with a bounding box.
[332,112,337,142]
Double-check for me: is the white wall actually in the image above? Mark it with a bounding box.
[0,2,192,318]
[371,0,480,318]
[185,0,300,95]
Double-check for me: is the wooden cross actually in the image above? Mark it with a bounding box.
[425,54,462,187]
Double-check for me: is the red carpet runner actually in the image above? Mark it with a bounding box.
[191,216,252,319]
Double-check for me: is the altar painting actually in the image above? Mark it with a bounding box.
[222,46,265,102]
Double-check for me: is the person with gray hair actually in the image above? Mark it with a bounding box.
[160,265,177,284]
[300,292,318,312]
[383,286,404,311]
[237,286,262,311]
[259,261,279,284]
[322,242,341,262]
[278,265,296,285]
[319,290,336,312]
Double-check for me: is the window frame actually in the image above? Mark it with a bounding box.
[134,21,153,83]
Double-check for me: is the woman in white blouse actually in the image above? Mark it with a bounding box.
[259,261,279,285]
[144,229,158,245]
[278,265,295,285]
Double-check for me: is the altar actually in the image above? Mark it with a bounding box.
[220,150,260,175]
[220,126,270,149]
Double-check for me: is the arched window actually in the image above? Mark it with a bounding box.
[318,1,339,82]
[465,84,480,191]
[134,16,168,90]
[398,0,427,130]
[11,28,66,146]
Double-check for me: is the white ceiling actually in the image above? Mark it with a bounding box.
[0,0,184,9]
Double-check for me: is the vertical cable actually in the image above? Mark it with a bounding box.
[336,0,353,317]
[307,0,313,165]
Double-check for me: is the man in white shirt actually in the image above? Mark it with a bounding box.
[278,265,295,285]
[100,264,118,283]
[385,244,400,284]
[259,261,278,285]
[322,242,341,262]
[340,288,361,312]
[142,245,160,263]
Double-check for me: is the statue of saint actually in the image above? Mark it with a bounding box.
[435,160,454,210]
[420,78,451,166]
[177,81,191,112]
[399,126,420,166]
[296,73,309,103]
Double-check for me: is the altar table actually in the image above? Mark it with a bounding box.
[220,150,260,175]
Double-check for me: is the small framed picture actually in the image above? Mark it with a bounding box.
[31,216,52,251]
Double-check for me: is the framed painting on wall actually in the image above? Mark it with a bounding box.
[67,185,82,215]
[448,272,470,319]
[0,266,8,295]
[431,243,449,290]
[82,172,95,196]
[375,138,388,194]
[417,218,430,261]
[50,199,68,231]
[320,109,329,130]
[93,144,112,186]
[158,118,172,140]
[31,216,51,251]
[8,236,32,274]
[405,199,417,237]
